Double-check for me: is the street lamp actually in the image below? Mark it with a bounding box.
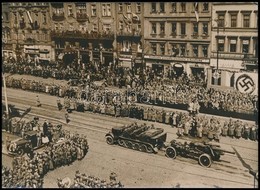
[212,19,221,80]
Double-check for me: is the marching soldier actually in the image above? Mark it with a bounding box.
[57,98,62,111]
[228,121,235,138]
[207,126,215,141]
[196,123,203,138]
[36,95,41,107]
[165,112,170,124]
[234,123,243,139]
[65,110,70,124]
[243,123,250,140]
[250,125,257,141]
[221,121,228,136]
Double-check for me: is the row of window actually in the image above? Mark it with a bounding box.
[13,12,47,26]
[217,38,253,54]
[118,3,141,13]
[150,43,209,58]
[151,2,209,13]
[217,11,257,28]
[151,22,209,36]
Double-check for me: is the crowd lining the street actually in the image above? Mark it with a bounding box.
[57,171,123,188]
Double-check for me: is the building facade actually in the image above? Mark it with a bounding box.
[208,2,258,90]
[50,2,116,67]
[7,2,52,63]
[143,2,212,78]
[114,2,143,73]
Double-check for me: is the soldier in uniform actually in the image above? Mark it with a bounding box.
[196,123,203,138]
[228,121,235,138]
[250,124,257,141]
[207,126,215,141]
[176,121,183,136]
[57,98,62,111]
[221,121,228,136]
[243,123,250,140]
[36,95,41,107]
[143,107,148,120]
[65,110,70,124]
[234,122,243,139]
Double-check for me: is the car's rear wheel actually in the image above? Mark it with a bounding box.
[106,136,114,145]
[165,147,177,159]
[199,153,212,167]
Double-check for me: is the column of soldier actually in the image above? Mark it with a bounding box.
[2,120,89,188]
[57,171,123,188]
[3,75,258,142]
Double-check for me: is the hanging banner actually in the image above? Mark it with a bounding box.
[234,72,258,95]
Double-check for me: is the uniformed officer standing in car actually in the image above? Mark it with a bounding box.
[65,110,70,124]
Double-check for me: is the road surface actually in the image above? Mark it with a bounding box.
[2,87,258,188]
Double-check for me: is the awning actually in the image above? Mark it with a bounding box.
[174,63,184,68]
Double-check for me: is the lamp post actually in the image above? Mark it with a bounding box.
[212,19,221,81]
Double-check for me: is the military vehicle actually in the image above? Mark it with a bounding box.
[7,131,44,156]
[105,124,167,153]
[165,139,235,167]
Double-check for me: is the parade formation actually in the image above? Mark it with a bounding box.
[2,2,258,188]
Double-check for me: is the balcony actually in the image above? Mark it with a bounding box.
[50,30,114,40]
[211,52,244,59]
[243,54,258,65]
[191,33,199,39]
[52,13,65,21]
[117,30,141,37]
[76,13,88,22]
[159,33,165,38]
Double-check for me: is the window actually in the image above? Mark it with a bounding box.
[127,3,131,13]
[230,14,237,27]
[43,13,47,24]
[230,39,237,52]
[93,24,97,31]
[160,2,165,12]
[101,4,111,16]
[151,43,157,55]
[203,23,208,35]
[202,45,208,57]
[217,38,225,51]
[193,23,198,35]
[171,44,179,56]
[119,21,123,30]
[218,14,225,27]
[193,45,198,57]
[160,44,165,55]
[91,4,97,16]
[202,3,208,11]
[151,2,156,13]
[242,40,249,54]
[181,23,186,35]
[160,22,165,34]
[122,41,132,52]
[4,12,9,21]
[136,3,141,13]
[172,22,177,35]
[68,5,73,17]
[172,3,177,13]
[180,44,186,56]
[243,14,250,28]
[181,3,186,12]
[118,3,123,12]
[14,12,18,24]
[151,22,156,34]
[194,3,198,12]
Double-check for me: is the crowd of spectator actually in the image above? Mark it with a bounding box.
[57,171,123,188]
